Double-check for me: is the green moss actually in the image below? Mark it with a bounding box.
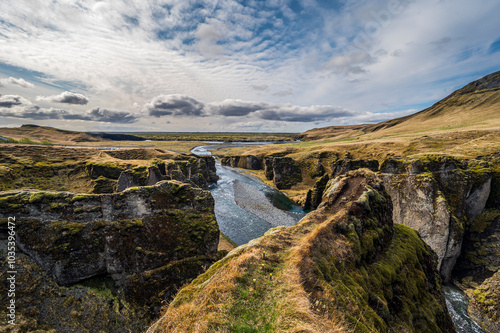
[470,209,500,233]
[71,194,95,202]
[49,202,67,210]
[50,221,85,236]
[92,176,116,194]
[416,172,434,183]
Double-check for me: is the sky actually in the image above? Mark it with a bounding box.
[0,0,499,133]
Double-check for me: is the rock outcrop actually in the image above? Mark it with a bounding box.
[466,270,500,333]
[379,157,492,281]
[147,171,454,332]
[0,180,220,330]
[220,155,262,170]
[453,209,500,285]
[116,155,218,192]
[331,158,379,176]
[260,156,303,189]
[303,173,329,211]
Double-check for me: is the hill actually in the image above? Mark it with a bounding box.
[148,171,454,332]
[300,70,500,141]
[0,124,103,144]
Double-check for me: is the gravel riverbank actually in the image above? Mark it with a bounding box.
[233,179,302,227]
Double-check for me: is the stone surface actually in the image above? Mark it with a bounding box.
[380,157,492,281]
[454,209,500,285]
[303,173,329,211]
[220,155,262,170]
[117,155,218,192]
[271,157,303,189]
[0,180,219,286]
[331,158,379,177]
[467,270,500,333]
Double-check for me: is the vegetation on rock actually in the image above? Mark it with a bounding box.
[147,171,453,333]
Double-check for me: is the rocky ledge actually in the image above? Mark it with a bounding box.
[0,180,220,332]
[147,170,454,332]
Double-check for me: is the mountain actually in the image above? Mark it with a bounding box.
[300,70,500,141]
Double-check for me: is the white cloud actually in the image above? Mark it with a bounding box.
[0,77,34,88]
[0,0,499,131]
[36,91,89,105]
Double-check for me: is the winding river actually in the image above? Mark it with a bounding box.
[192,144,485,331]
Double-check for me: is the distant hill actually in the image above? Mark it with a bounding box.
[0,124,144,145]
[0,124,102,144]
[300,71,500,141]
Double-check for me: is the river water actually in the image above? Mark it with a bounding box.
[192,143,304,245]
[209,160,305,245]
[192,144,485,331]
[443,285,485,333]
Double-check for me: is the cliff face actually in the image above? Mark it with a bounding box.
[147,171,453,332]
[94,154,218,192]
[0,146,218,194]
[221,155,304,190]
[220,153,494,283]
[0,180,220,331]
[379,157,492,281]
[466,270,500,333]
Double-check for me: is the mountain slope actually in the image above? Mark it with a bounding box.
[301,70,500,141]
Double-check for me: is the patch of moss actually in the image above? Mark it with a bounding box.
[92,176,116,194]
[85,161,125,180]
[470,209,500,234]
[71,194,95,202]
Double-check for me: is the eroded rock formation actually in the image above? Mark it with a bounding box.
[0,180,220,331]
[147,171,454,332]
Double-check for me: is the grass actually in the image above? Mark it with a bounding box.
[120,132,297,142]
[149,172,451,333]
[0,144,208,193]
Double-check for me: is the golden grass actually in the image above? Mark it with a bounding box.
[148,197,352,333]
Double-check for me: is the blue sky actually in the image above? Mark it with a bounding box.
[0,0,499,132]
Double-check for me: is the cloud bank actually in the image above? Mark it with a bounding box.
[0,77,34,88]
[145,95,353,122]
[0,0,499,131]
[36,91,89,105]
[0,95,137,123]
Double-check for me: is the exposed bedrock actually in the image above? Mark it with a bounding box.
[0,180,219,288]
[379,157,492,281]
[220,155,262,170]
[117,155,218,192]
[148,171,453,332]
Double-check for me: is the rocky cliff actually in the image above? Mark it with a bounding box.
[378,156,492,282]
[219,153,494,283]
[0,180,220,332]
[147,170,453,332]
[466,270,500,333]
[0,146,218,194]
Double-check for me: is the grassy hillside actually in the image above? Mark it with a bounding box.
[148,171,453,332]
[300,71,500,143]
[0,124,102,144]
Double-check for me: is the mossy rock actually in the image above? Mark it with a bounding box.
[92,176,117,194]
[85,162,125,180]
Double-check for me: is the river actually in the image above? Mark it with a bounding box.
[192,144,485,331]
[192,143,304,245]
[443,285,485,333]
